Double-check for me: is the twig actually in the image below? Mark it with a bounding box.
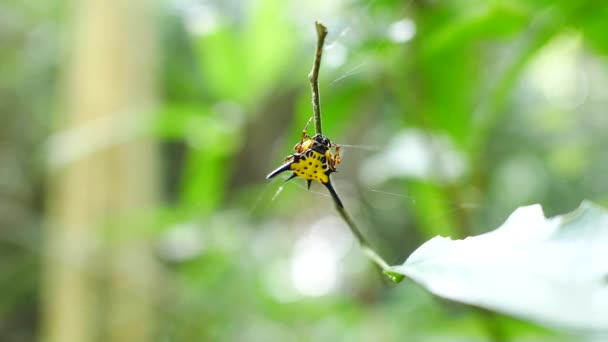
[307,21,402,283]
[334,201,404,282]
[334,203,385,266]
[308,21,327,135]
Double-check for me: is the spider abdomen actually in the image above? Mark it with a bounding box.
[290,149,331,183]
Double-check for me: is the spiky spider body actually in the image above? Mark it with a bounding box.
[266,120,343,208]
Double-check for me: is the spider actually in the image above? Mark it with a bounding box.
[266,118,343,208]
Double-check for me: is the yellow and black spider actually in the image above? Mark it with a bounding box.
[266,119,343,208]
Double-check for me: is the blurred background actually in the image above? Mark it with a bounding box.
[2,0,608,341]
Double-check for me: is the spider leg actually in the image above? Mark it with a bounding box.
[334,145,341,166]
[303,116,313,132]
[295,118,314,153]
[284,155,295,163]
[323,179,344,209]
[325,150,335,170]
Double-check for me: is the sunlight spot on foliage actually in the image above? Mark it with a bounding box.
[493,155,547,206]
[47,111,145,169]
[286,0,347,29]
[176,0,221,36]
[289,217,351,297]
[237,317,299,342]
[308,217,354,258]
[184,102,244,152]
[158,222,204,262]
[263,259,301,303]
[387,19,416,43]
[547,143,589,179]
[290,239,338,297]
[359,129,467,186]
[526,32,588,110]
[325,42,348,68]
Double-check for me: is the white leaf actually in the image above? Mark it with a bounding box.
[391,201,608,333]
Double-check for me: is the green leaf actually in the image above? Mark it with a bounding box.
[242,0,296,99]
[194,0,296,104]
[391,201,608,333]
[576,3,608,56]
[194,27,244,100]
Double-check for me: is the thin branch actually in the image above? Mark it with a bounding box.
[334,204,384,266]
[308,21,327,135]
[334,201,403,282]
[307,22,402,283]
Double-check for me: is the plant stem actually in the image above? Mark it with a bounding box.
[307,21,398,281]
[308,21,327,135]
[334,203,391,271]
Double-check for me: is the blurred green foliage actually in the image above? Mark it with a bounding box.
[2,0,608,341]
